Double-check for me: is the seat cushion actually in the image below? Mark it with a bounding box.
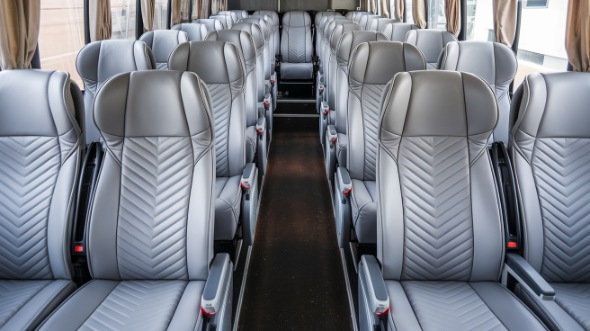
[39,280,205,330]
[280,62,313,80]
[552,283,590,329]
[0,280,74,330]
[351,180,376,244]
[215,176,242,240]
[386,281,546,330]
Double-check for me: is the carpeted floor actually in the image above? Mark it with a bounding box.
[237,129,352,331]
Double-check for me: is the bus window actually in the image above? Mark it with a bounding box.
[405,0,414,24]
[515,0,568,86]
[427,0,446,29]
[466,0,494,41]
[111,0,137,39]
[39,0,85,86]
[153,0,169,30]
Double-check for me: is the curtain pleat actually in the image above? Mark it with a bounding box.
[0,0,40,69]
[413,0,427,29]
[392,0,404,22]
[445,0,460,36]
[141,0,155,31]
[492,0,517,46]
[566,0,590,72]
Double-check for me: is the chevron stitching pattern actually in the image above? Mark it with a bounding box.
[399,137,473,281]
[0,280,50,327]
[0,137,60,279]
[207,84,232,177]
[79,281,186,330]
[287,28,309,63]
[551,283,590,329]
[533,138,590,282]
[403,282,506,331]
[118,137,192,280]
[361,84,386,181]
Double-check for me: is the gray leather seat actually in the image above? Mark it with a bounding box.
[0,69,81,331]
[404,29,457,69]
[324,31,387,185]
[38,70,232,331]
[169,41,248,241]
[357,70,546,331]
[206,30,263,168]
[210,13,233,29]
[230,9,249,21]
[360,14,381,30]
[314,11,343,57]
[194,18,224,32]
[217,11,238,24]
[247,14,278,105]
[352,11,370,23]
[367,18,396,32]
[252,10,280,59]
[139,30,189,70]
[438,41,517,144]
[280,11,313,80]
[316,15,348,111]
[334,41,425,246]
[76,40,155,143]
[510,72,590,331]
[172,23,209,41]
[381,22,418,41]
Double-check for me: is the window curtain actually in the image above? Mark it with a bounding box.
[493,0,517,47]
[380,0,391,18]
[412,0,427,29]
[445,0,460,36]
[89,0,112,41]
[0,0,40,69]
[141,0,155,31]
[197,0,210,20]
[171,0,181,25]
[392,0,404,22]
[566,0,590,72]
[211,0,227,15]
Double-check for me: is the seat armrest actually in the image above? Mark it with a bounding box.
[241,163,256,190]
[327,124,337,145]
[359,255,390,315]
[256,116,266,136]
[321,101,329,118]
[336,166,352,197]
[201,253,233,316]
[505,253,555,298]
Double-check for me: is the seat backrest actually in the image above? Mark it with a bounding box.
[377,70,501,282]
[327,21,361,109]
[510,72,590,283]
[217,11,238,23]
[368,18,396,32]
[359,14,380,30]
[319,16,348,73]
[242,17,272,80]
[334,31,387,134]
[207,30,258,128]
[210,13,233,29]
[404,29,457,69]
[0,70,82,281]
[352,11,370,23]
[315,11,342,56]
[439,41,517,144]
[76,40,155,143]
[381,22,418,41]
[248,14,276,68]
[232,22,265,102]
[172,23,209,41]
[253,10,280,56]
[194,18,224,32]
[169,41,246,178]
[89,70,214,281]
[230,10,249,21]
[281,11,313,64]
[139,30,188,70]
[347,41,425,181]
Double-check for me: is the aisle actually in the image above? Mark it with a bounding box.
[237,130,353,331]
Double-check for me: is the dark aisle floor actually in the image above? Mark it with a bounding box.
[237,129,353,331]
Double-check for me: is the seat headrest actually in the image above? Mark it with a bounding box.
[336,31,388,64]
[171,23,209,41]
[321,15,348,37]
[241,17,270,40]
[330,22,361,51]
[381,23,419,41]
[76,40,155,83]
[230,10,249,20]
[210,14,232,29]
[0,70,81,137]
[253,10,279,25]
[139,30,189,67]
[315,11,342,26]
[404,29,457,64]
[231,23,264,50]
[349,41,426,85]
[282,11,312,27]
[511,72,590,139]
[217,11,238,23]
[194,19,224,32]
[370,18,397,32]
[168,41,245,87]
[206,30,257,68]
[95,70,212,139]
[381,71,498,138]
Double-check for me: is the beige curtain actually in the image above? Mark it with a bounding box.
[0,0,39,69]
[493,0,517,46]
[566,0,590,72]
[380,0,391,18]
[89,0,112,41]
[445,0,460,36]
[141,0,155,31]
[392,0,404,22]
[412,0,427,29]
[211,0,220,15]
[171,0,181,25]
[197,0,209,19]
[370,0,377,14]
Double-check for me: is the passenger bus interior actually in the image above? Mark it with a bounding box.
[0,0,589,330]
